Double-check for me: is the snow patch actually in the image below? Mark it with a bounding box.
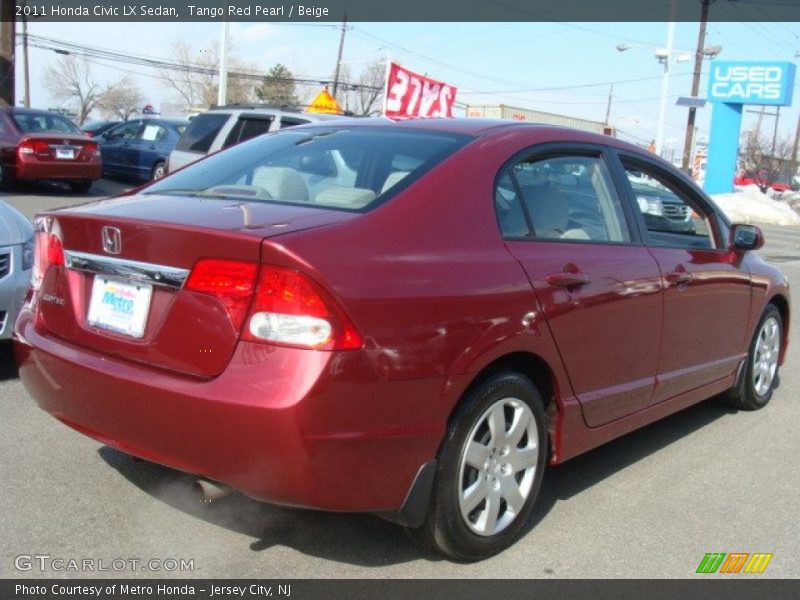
[711,185,800,227]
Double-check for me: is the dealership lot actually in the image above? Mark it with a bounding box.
[1,182,798,577]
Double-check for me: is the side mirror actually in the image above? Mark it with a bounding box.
[731,223,764,252]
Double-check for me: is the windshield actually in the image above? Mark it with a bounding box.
[145,126,472,211]
[13,113,82,134]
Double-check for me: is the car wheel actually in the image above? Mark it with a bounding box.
[69,180,92,194]
[409,372,547,561]
[152,161,166,181]
[729,304,783,410]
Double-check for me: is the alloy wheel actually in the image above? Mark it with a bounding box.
[753,315,780,397]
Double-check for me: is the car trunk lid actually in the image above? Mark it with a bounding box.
[33,195,357,378]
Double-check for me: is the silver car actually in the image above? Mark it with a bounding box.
[0,201,33,340]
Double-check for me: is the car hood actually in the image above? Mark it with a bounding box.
[0,201,34,246]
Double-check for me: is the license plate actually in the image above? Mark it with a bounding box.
[87,277,152,338]
[55,148,75,159]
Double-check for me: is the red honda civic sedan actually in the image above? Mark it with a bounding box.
[14,119,790,560]
[0,107,102,193]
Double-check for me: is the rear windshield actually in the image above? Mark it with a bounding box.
[13,113,81,134]
[144,127,472,211]
[175,113,229,153]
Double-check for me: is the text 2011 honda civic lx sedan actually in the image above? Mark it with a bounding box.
[14,120,790,560]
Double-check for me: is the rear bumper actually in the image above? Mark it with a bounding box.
[15,157,101,182]
[13,310,445,512]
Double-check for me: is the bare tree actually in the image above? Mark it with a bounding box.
[352,60,385,116]
[97,76,144,121]
[43,55,100,125]
[739,132,795,193]
[159,39,254,111]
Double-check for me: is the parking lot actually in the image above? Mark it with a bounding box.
[1,181,799,578]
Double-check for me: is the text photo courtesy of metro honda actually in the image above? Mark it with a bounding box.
[12,65,792,561]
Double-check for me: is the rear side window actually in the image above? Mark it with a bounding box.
[175,113,229,153]
[143,127,472,211]
[280,117,310,129]
[498,155,631,243]
[223,116,273,149]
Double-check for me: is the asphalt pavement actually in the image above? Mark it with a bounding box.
[1,181,798,578]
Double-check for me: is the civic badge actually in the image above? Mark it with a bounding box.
[102,226,122,255]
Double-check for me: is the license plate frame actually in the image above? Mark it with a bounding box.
[55,148,75,160]
[87,276,153,338]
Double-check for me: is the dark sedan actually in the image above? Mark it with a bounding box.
[98,118,187,181]
[14,119,790,561]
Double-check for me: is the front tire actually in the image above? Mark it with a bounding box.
[409,372,547,561]
[729,304,783,410]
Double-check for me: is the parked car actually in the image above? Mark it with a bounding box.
[0,201,33,340]
[14,120,789,561]
[734,169,795,193]
[167,104,344,173]
[0,107,101,193]
[628,170,696,234]
[81,120,122,138]
[98,118,188,181]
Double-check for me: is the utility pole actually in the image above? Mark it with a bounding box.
[331,15,348,99]
[0,2,15,106]
[22,14,30,107]
[604,82,613,124]
[770,105,781,157]
[217,20,229,107]
[791,113,800,174]
[681,0,711,172]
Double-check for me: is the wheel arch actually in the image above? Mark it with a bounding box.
[445,351,561,461]
[767,293,790,365]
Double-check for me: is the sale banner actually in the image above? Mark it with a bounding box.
[383,62,457,118]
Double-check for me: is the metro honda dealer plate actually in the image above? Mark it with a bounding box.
[86,277,152,338]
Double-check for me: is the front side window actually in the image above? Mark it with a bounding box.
[105,121,141,141]
[497,154,631,243]
[623,163,714,249]
[223,117,273,148]
[142,127,472,211]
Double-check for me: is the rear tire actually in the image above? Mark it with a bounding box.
[407,372,547,561]
[152,161,166,181]
[69,180,92,194]
[728,304,783,410]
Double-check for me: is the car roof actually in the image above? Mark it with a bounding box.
[289,117,650,153]
[3,107,76,117]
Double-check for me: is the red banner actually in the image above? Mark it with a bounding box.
[383,62,457,118]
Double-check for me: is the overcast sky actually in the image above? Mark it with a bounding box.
[15,18,800,153]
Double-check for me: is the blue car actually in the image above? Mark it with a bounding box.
[98,118,188,181]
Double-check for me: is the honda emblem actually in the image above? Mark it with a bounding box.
[102,226,122,255]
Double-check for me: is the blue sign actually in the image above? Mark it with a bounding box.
[708,61,795,106]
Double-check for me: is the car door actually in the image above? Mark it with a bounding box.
[498,146,663,427]
[129,121,169,179]
[614,152,752,404]
[100,120,142,175]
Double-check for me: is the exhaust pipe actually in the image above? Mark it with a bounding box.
[195,478,234,503]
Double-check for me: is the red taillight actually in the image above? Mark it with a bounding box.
[185,259,258,332]
[31,232,64,289]
[19,140,51,156]
[185,260,362,350]
[81,141,100,157]
[242,266,362,350]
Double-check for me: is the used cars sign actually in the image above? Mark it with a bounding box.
[708,61,795,105]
